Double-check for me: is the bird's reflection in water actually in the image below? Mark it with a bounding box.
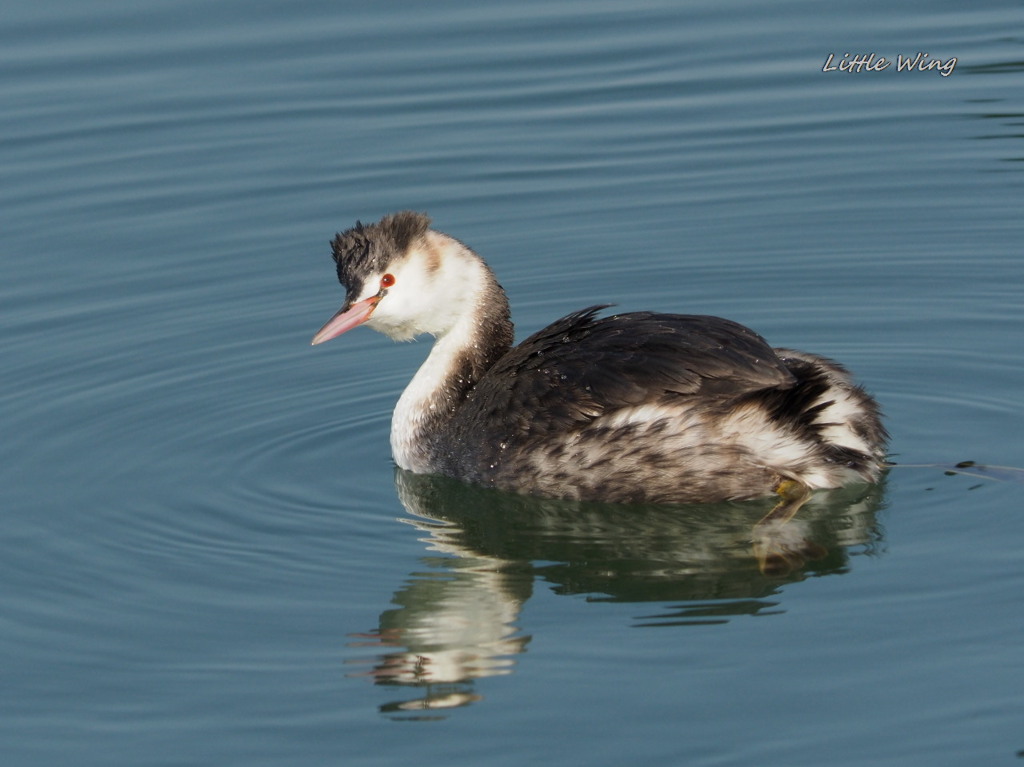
[348,469,887,717]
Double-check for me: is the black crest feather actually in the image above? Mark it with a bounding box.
[330,211,431,290]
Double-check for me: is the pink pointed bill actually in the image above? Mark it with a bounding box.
[311,295,380,345]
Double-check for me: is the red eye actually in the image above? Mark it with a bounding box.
[381,273,396,288]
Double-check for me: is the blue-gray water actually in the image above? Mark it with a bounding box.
[3,1,1023,765]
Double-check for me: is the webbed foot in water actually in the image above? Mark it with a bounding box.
[752,479,826,576]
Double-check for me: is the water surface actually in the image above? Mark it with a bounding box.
[2,1,1023,765]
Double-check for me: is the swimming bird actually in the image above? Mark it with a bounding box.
[312,212,887,505]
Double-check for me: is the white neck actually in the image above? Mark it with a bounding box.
[390,311,479,473]
[387,246,513,473]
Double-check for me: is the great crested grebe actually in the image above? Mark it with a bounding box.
[312,212,887,506]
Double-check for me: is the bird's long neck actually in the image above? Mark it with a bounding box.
[390,258,513,473]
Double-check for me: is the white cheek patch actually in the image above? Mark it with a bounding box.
[368,250,491,342]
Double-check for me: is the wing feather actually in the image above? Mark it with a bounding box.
[451,306,795,444]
